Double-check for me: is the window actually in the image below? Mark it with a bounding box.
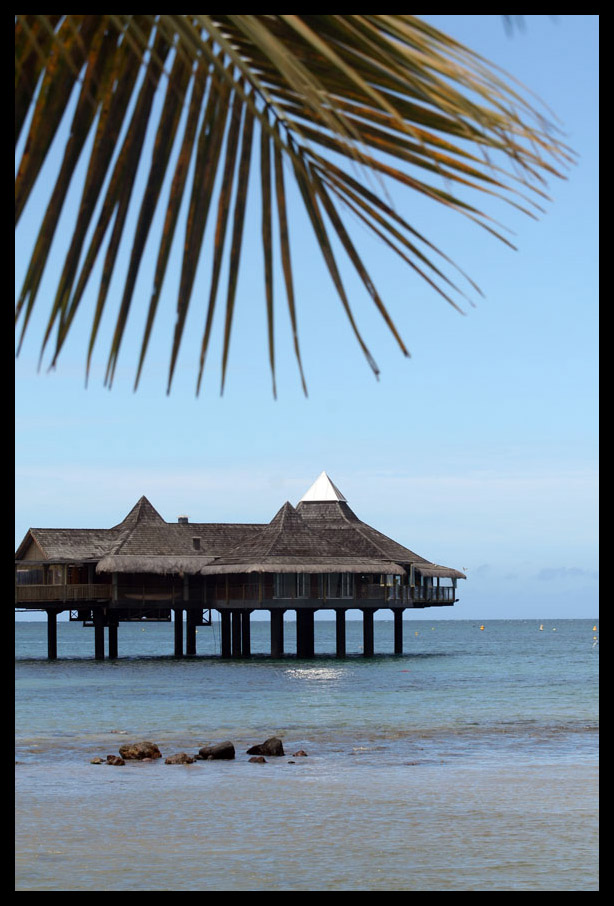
[325,573,354,598]
[273,573,310,599]
[48,565,64,585]
[296,573,310,598]
[16,568,44,585]
[380,574,401,587]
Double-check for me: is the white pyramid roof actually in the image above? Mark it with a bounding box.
[299,471,347,502]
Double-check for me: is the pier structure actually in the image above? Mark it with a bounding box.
[15,472,465,660]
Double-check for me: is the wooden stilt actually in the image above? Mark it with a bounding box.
[393,608,404,655]
[362,609,374,657]
[241,610,251,657]
[231,610,242,657]
[296,609,305,657]
[186,610,197,656]
[108,618,118,659]
[297,609,315,658]
[93,609,105,660]
[46,608,57,660]
[220,610,231,658]
[270,609,284,658]
[174,608,183,657]
[335,609,346,658]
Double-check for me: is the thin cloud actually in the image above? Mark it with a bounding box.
[536,567,598,582]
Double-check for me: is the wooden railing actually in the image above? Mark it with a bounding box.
[212,583,456,604]
[355,584,455,603]
[15,584,112,604]
[411,586,456,603]
[15,584,192,605]
[16,582,456,606]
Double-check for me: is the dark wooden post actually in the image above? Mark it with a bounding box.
[108,616,118,659]
[296,609,304,657]
[393,608,404,655]
[46,608,57,660]
[174,608,183,657]
[93,608,105,660]
[220,610,231,658]
[241,610,251,657]
[270,609,284,658]
[186,610,197,656]
[362,608,374,657]
[297,608,315,658]
[335,609,346,657]
[231,610,242,657]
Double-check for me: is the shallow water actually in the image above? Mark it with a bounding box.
[15,618,599,890]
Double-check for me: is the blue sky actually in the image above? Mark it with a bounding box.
[15,15,598,620]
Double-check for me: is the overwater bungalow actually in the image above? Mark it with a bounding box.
[15,472,465,659]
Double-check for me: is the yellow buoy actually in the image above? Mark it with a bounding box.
[593,626,597,631]
[480,625,485,631]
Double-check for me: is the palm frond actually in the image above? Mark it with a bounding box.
[15,14,573,394]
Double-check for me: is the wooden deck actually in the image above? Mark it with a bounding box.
[15,582,456,607]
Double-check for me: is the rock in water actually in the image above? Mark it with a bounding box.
[246,736,285,757]
[165,753,195,764]
[118,741,162,760]
[197,741,235,760]
[106,755,125,766]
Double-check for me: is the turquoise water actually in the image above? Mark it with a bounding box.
[15,618,599,891]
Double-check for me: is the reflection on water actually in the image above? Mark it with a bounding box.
[282,665,349,682]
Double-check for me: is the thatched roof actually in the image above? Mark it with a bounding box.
[201,559,407,575]
[197,501,407,575]
[15,528,114,563]
[95,555,217,575]
[295,498,432,565]
[416,565,467,580]
[15,478,466,580]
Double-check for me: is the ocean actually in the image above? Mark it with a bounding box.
[15,617,599,891]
